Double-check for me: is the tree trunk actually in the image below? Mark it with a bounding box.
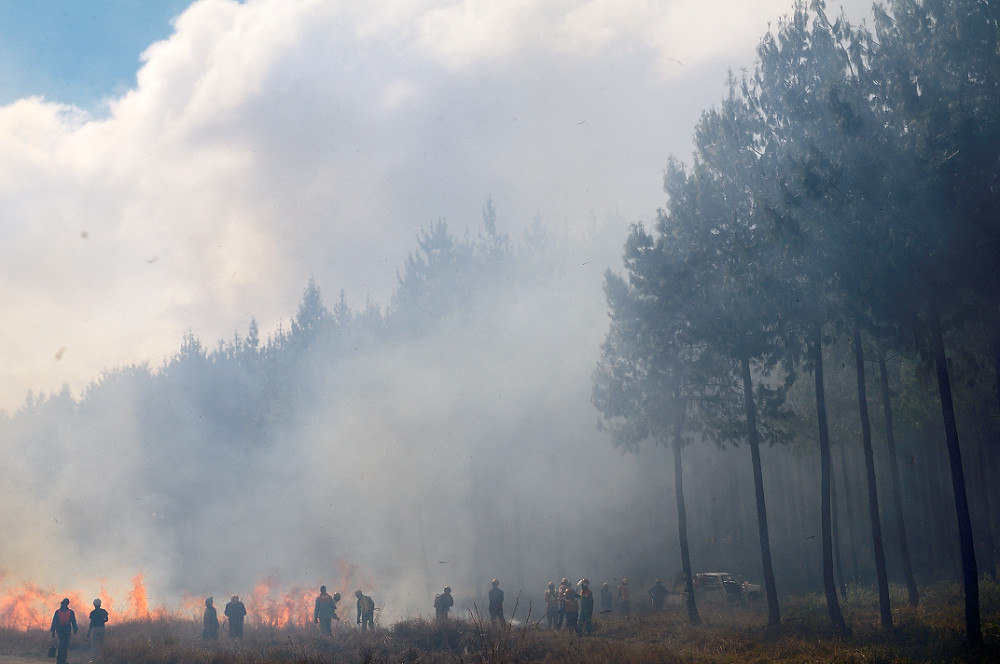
[830,457,847,597]
[837,442,861,585]
[811,324,848,631]
[740,349,780,632]
[672,402,701,625]
[877,351,919,606]
[929,308,982,646]
[852,327,892,629]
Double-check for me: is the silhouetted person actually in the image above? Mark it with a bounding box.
[618,578,631,615]
[225,594,247,638]
[314,585,339,634]
[434,586,453,620]
[49,598,77,664]
[355,589,375,631]
[649,579,668,612]
[87,598,109,659]
[488,579,504,622]
[578,579,594,635]
[203,597,219,640]
[600,582,613,613]
[544,582,559,629]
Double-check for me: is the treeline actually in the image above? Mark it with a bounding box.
[592,0,999,645]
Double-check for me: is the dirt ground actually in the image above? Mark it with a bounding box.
[0,657,49,664]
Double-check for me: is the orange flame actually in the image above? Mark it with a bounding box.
[0,576,88,630]
[2,558,377,631]
[127,573,149,619]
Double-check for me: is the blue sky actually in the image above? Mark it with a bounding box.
[0,0,190,108]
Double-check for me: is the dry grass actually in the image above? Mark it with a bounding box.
[2,580,999,663]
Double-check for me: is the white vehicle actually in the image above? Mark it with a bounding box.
[693,572,762,604]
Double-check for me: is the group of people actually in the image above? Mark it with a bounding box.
[46,574,669,660]
[48,598,108,664]
[202,586,378,638]
[543,578,596,635]
[309,586,376,633]
[200,594,248,639]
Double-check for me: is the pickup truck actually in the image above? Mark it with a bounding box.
[693,572,763,604]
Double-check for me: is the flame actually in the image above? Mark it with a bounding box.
[2,558,377,631]
[0,577,88,630]
[127,573,150,619]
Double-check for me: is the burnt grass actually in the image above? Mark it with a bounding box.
[3,580,1000,664]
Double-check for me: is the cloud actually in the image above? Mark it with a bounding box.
[0,0,873,410]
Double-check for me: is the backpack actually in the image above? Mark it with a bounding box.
[360,596,375,613]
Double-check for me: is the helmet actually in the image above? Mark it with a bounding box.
[560,578,569,584]
[654,579,662,585]
[578,579,589,586]
[602,582,609,588]
[444,586,451,593]
[333,592,341,601]
[622,579,628,585]
[548,581,555,588]
[492,578,499,585]
[355,590,363,597]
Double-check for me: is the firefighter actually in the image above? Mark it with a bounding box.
[649,579,669,612]
[202,597,219,640]
[544,581,560,628]
[555,577,571,628]
[578,579,594,635]
[314,585,339,634]
[225,595,247,638]
[87,598,109,659]
[488,579,504,622]
[561,581,579,633]
[355,590,375,631]
[49,598,77,664]
[618,579,631,616]
[434,586,454,620]
[600,582,613,613]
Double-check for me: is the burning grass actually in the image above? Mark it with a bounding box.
[2,580,999,663]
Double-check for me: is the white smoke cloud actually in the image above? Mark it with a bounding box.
[0,0,874,411]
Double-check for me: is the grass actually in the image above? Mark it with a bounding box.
[2,580,999,663]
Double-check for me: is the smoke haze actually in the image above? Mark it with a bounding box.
[1,0,885,628]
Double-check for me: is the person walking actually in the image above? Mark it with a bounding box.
[86,598,109,659]
[49,598,78,664]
